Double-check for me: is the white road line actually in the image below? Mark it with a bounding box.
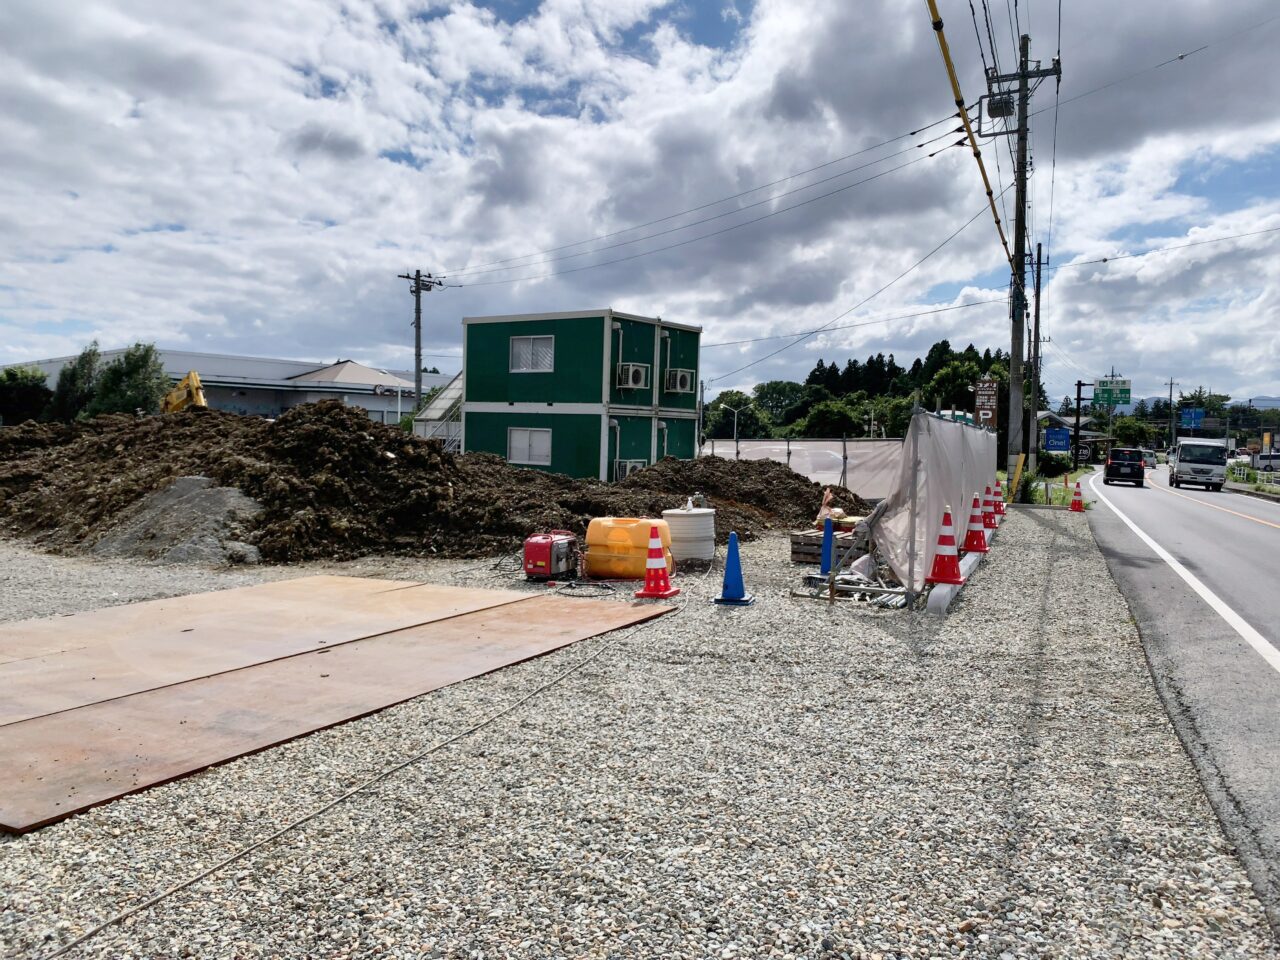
[1088,472,1280,676]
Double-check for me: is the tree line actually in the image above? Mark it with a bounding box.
[0,342,171,426]
[703,339,1044,446]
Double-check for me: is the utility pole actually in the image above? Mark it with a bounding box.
[1029,241,1043,476]
[397,270,446,409]
[1165,377,1178,450]
[1073,379,1091,470]
[983,35,1060,480]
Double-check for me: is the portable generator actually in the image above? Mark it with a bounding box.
[523,530,579,580]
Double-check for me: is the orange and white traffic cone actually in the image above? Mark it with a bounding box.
[982,485,999,530]
[635,524,680,599]
[1070,482,1084,513]
[963,493,989,553]
[926,506,965,585]
[993,478,1006,515]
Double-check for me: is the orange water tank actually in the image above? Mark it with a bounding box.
[583,517,673,579]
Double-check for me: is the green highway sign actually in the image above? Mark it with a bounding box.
[1094,377,1131,405]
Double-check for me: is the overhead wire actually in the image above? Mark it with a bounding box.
[454,149,950,287]
[1046,224,1280,273]
[923,0,1017,276]
[445,128,961,280]
[707,193,1005,384]
[701,299,1007,348]
[440,111,962,275]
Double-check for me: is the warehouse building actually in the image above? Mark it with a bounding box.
[425,309,700,480]
[6,349,452,424]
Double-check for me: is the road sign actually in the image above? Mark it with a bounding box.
[1180,407,1205,428]
[974,379,998,428]
[1044,427,1070,452]
[1093,377,1131,405]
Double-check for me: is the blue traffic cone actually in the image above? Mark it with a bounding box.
[713,531,755,606]
[819,516,834,575]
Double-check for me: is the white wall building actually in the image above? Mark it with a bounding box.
[6,348,454,424]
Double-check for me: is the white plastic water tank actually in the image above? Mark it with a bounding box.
[662,502,716,561]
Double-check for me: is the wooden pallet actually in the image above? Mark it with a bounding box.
[789,528,857,563]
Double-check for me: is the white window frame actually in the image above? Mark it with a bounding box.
[509,335,555,373]
[507,426,552,466]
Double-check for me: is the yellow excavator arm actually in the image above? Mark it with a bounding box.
[162,371,208,413]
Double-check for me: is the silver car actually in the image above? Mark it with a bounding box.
[1140,448,1156,469]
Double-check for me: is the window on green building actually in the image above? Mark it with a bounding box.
[509,336,554,373]
[508,427,552,465]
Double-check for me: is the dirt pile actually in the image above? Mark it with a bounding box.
[0,401,870,562]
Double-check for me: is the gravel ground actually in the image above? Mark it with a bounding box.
[2,512,1277,959]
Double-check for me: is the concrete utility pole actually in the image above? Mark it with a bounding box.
[1030,241,1043,476]
[986,35,1060,480]
[1165,376,1179,449]
[398,270,445,409]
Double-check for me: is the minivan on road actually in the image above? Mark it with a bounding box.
[1104,447,1146,486]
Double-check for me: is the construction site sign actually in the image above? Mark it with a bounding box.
[974,380,998,428]
[1093,377,1131,405]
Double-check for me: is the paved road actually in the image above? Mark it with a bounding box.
[1087,465,1280,933]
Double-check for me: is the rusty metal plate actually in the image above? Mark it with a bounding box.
[0,577,533,726]
[0,596,673,832]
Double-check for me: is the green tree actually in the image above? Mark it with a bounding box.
[1132,398,1150,419]
[925,360,982,409]
[780,383,832,425]
[1057,396,1074,416]
[46,342,102,422]
[751,380,805,422]
[798,399,860,437]
[705,390,771,440]
[85,343,169,416]
[0,366,52,426]
[1111,415,1153,447]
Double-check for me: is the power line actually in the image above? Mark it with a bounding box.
[1030,11,1280,121]
[440,111,962,275]
[1047,225,1280,273]
[702,298,1007,348]
[455,150,947,288]
[446,129,960,280]
[708,194,1003,384]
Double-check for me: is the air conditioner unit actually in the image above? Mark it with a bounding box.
[665,368,695,393]
[614,459,647,479]
[616,363,649,390]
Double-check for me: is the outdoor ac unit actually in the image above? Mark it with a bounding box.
[616,363,649,390]
[665,368,695,393]
[614,459,647,479]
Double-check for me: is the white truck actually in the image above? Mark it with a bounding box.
[1169,437,1229,490]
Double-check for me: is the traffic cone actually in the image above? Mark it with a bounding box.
[635,524,680,599]
[963,493,989,553]
[1070,482,1084,513]
[982,486,999,530]
[993,478,1006,515]
[713,531,754,605]
[926,506,966,586]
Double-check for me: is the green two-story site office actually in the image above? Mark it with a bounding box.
[461,309,701,481]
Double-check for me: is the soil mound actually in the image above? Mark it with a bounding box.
[89,476,263,565]
[0,401,871,563]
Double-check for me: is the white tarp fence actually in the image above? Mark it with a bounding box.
[871,412,997,593]
[701,438,904,502]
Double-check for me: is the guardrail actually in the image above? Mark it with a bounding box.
[1229,463,1280,488]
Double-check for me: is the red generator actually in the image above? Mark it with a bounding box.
[523,530,579,580]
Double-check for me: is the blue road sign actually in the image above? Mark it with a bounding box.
[1045,428,1071,452]
[1180,408,1205,428]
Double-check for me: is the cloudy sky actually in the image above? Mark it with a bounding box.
[2,0,1278,403]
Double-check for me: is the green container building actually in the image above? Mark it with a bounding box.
[461,309,701,480]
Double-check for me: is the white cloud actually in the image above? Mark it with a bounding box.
[0,0,1278,403]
